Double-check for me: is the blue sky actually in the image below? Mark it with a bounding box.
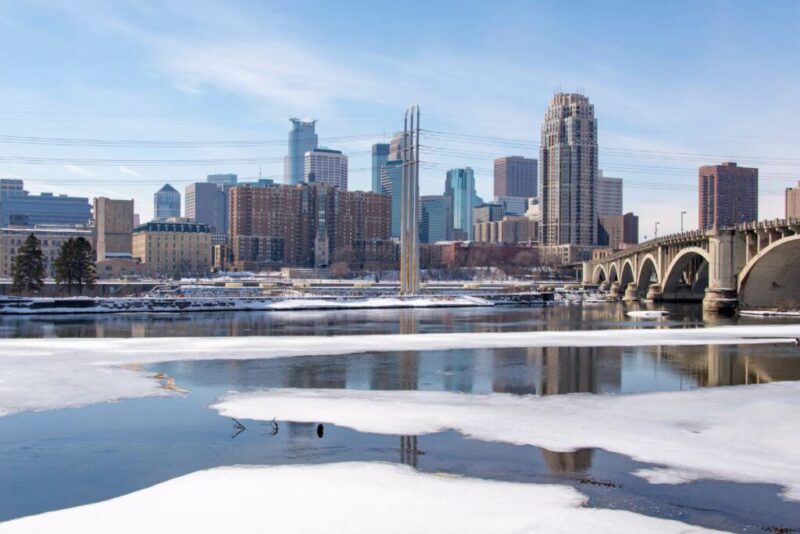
[0,0,798,234]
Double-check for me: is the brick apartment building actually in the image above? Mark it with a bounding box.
[698,162,758,230]
[229,183,393,271]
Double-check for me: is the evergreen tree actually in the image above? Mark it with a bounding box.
[11,233,45,294]
[54,237,96,295]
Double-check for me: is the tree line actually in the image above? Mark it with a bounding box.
[11,234,96,295]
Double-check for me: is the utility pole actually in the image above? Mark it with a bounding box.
[400,104,420,295]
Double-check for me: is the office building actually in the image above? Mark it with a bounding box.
[132,219,211,277]
[495,196,529,217]
[0,225,93,277]
[93,197,134,261]
[474,216,538,245]
[206,174,238,186]
[229,183,391,270]
[371,143,390,193]
[445,167,476,240]
[420,195,452,243]
[305,148,348,190]
[786,182,800,219]
[597,174,623,217]
[185,182,227,244]
[698,162,758,230]
[0,179,90,227]
[284,118,318,185]
[154,184,181,219]
[473,203,505,225]
[540,93,599,246]
[598,212,639,249]
[380,160,403,238]
[388,132,405,161]
[494,156,538,198]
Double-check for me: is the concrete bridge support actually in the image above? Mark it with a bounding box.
[703,231,740,313]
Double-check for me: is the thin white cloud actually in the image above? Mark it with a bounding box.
[64,163,97,178]
[118,166,141,177]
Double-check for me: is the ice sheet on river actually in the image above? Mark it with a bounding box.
[212,382,800,502]
[0,462,718,533]
[2,324,800,417]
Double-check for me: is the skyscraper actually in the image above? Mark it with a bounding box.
[284,118,318,185]
[494,156,538,198]
[445,167,476,241]
[305,148,348,190]
[371,143,390,193]
[154,184,181,219]
[597,174,623,217]
[380,160,403,238]
[539,93,599,246]
[185,182,227,243]
[698,162,758,230]
[420,195,452,243]
[93,197,134,261]
[786,182,800,219]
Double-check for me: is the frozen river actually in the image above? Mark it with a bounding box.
[1,303,799,532]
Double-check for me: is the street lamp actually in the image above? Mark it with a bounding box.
[654,221,660,238]
[681,211,687,232]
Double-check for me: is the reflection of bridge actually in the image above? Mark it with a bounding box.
[583,219,800,311]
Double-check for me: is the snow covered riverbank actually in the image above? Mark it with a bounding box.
[2,324,800,417]
[0,295,492,315]
[213,382,800,502]
[0,462,719,533]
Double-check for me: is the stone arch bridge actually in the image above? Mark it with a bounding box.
[583,219,800,311]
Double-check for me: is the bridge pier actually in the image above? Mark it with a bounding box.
[645,283,662,301]
[608,282,621,301]
[623,283,639,302]
[702,288,738,313]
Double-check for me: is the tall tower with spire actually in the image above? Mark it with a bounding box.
[539,92,598,246]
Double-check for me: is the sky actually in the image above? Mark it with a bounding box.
[0,0,798,235]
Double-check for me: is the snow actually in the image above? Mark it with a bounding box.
[627,310,670,318]
[2,324,800,417]
[740,310,800,317]
[0,462,719,533]
[212,382,800,501]
[0,295,493,315]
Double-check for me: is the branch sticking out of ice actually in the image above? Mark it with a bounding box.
[212,383,800,502]
[0,462,720,533]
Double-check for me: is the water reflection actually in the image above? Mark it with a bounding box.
[542,449,594,474]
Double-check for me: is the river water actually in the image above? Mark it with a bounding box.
[1,303,799,532]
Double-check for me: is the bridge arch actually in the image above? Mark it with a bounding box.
[635,254,659,298]
[608,263,620,284]
[619,259,636,291]
[591,264,608,285]
[663,247,711,301]
[739,234,800,309]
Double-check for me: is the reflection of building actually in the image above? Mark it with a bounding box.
[539,346,621,395]
[541,448,593,474]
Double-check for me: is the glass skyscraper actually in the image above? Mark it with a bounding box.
[371,143,390,193]
[445,167,476,241]
[154,184,181,220]
[0,179,90,227]
[284,118,318,185]
[380,160,403,238]
[420,195,452,243]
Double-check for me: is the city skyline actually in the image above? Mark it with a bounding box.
[0,2,797,236]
